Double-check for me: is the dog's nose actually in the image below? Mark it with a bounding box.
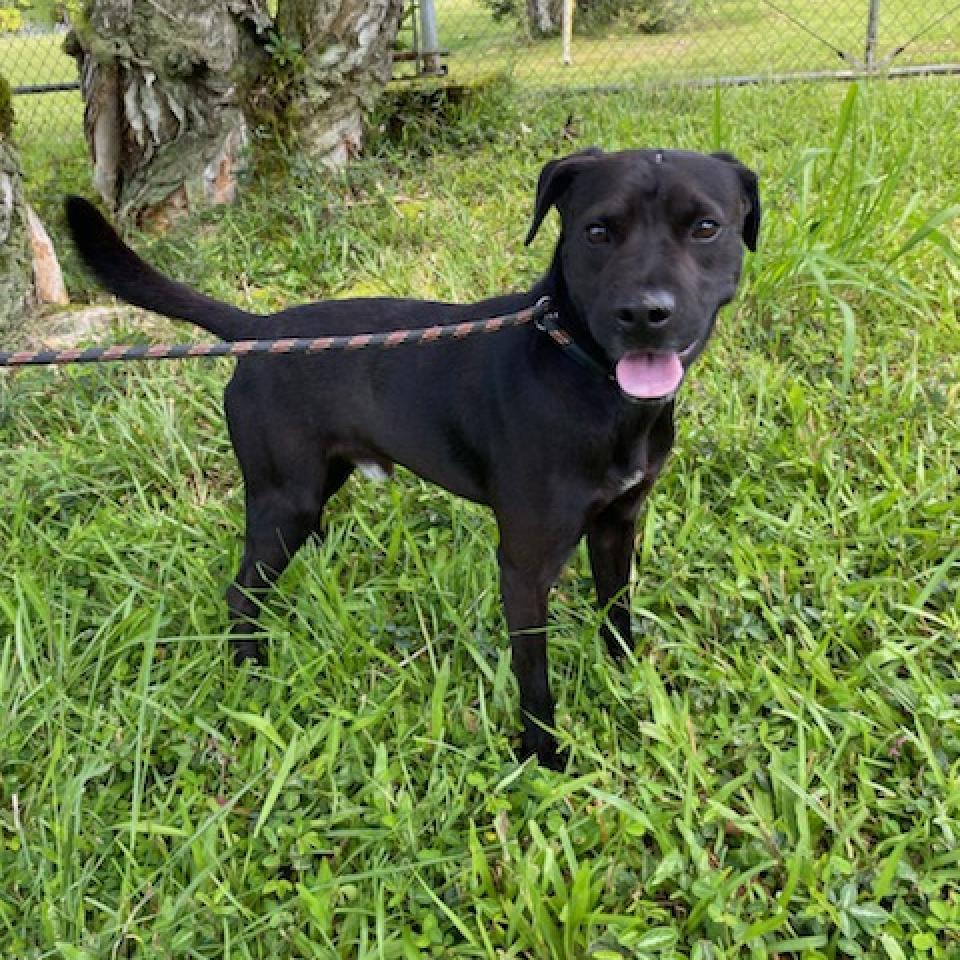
[615,290,676,331]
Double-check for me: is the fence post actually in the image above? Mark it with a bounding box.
[562,0,574,65]
[419,0,443,75]
[865,0,880,69]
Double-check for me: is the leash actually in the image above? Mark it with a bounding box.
[0,298,556,369]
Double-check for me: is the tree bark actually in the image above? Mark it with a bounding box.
[28,206,69,307]
[70,0,404,219]
[526,0,562,36]
[69,1,271,220]
[0,139,31,343]
[276,0,404,168]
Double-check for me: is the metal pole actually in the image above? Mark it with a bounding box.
[418,0,443,75]
[865,0,880,69]
[562,0,574,65]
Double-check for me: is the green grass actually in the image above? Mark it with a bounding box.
[2,77,960,958]
[437,0,960,87]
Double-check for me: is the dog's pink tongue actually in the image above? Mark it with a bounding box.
[615,352,684,399]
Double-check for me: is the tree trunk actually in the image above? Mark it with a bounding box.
[526,0,562,36]
[0,139,31,343]
[276,0,404,168]
[0,72,30,344]
[70,0,404,219]
[69,1,271,220]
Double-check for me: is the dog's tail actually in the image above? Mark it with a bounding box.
[65,196,259,341]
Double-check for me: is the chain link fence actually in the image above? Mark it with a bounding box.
[2,1,959,142]
[437,0,960,87]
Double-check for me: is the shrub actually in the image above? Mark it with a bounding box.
[604,0,693,32]
[0,7,24,32]
[0,74,13,138]
[485,0,695,36]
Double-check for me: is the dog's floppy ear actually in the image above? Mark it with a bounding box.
[525,147,603,246]
[713,152,761,252]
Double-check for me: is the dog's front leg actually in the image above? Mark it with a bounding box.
[499,555,557,767]
[497,530,578,769]
[586,488,648,659]
[589,403,675,658]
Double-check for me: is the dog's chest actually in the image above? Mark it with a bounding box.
[597,413,668,502]
[597,456,647,504]
[599,442,650,501]
[614,465,646,495]
[594,401,676,505]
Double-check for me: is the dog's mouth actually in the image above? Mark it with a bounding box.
[614,341,699,400]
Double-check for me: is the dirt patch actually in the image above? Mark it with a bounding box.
[23,305,181,350]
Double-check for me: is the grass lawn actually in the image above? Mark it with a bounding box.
[2,76,960,957]
[438,0,960,87]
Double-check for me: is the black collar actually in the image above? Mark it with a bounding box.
[532,298,614,382]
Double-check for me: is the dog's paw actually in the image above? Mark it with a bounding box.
[518,733,566,771]
[537,743,567,772]
[231,639,265,666]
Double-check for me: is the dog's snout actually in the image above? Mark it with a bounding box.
[615,290,676,332]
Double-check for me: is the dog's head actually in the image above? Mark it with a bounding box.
[527,147,760,402]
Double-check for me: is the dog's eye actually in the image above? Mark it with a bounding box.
[691,219,722,241]
[585,223,610,244]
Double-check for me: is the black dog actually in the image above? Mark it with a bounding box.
[66,147,759,767]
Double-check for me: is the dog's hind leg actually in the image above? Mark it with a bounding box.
[227,458,354,664]
[315,458,355,532]
[227,490,317,664]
